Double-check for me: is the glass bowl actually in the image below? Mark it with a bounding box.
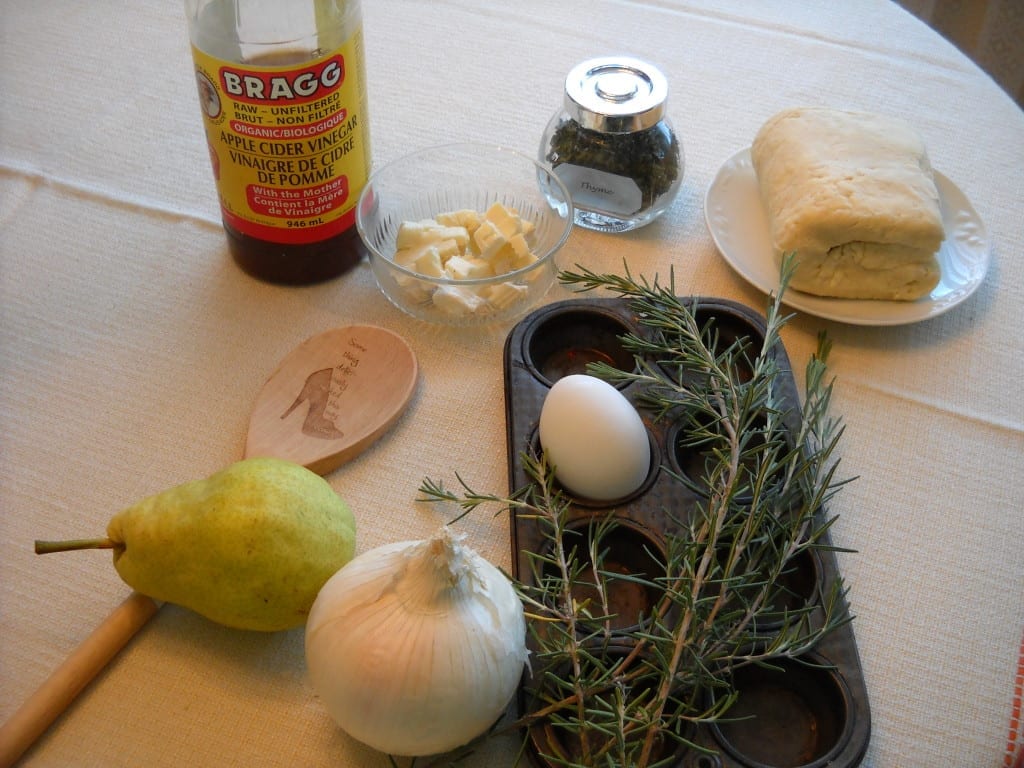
[356,143,574,326]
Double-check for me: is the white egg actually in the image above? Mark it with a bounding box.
[538,374,651,501]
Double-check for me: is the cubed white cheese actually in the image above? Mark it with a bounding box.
[432,285,486,316]
[489,247,514,277]
[413,247,446,278]
[394,238,460,270]
[434,238,462,263]
[436,209,483,233]
[484,281,529,309]
[508,233,533,262]
[484,202,522,239]
[444,255,494,281]
[393,243,427,269]
[395,220,437,249]
[396,220,470,250]
[512,249,539,271]
[472,220,506,259]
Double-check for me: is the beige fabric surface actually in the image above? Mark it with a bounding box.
[2,1,1022,767]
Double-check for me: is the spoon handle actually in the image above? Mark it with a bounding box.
[0,592,160,768]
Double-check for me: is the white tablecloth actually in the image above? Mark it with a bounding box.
[2,1,1022,766]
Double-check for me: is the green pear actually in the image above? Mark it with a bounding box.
[36,457,356,632]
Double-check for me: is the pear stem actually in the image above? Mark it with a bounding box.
[34,538,118,555]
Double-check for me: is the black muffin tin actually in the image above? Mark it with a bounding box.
[503,297,870,768]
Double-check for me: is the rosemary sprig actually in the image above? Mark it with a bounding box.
[418,257,855,767]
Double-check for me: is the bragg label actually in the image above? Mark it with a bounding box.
[219,56,344,104]
[191,34,370,245]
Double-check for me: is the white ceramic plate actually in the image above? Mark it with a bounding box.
[703,148,991,326]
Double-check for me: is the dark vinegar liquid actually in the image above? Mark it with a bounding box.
[224,220,366,285]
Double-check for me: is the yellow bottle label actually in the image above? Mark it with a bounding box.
[191,34,370,245]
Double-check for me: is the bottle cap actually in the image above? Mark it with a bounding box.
[563,56,669,133]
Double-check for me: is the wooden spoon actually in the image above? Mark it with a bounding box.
[245,324,419,475]
[0,325,418,766]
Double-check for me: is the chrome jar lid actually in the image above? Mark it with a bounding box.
[563,56,669,133]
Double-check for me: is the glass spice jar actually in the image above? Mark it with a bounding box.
[539,56,683,233]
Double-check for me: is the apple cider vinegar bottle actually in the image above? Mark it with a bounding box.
[185,0,371,284]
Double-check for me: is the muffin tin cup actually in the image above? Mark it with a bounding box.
[504,297,870,768]
[709,652,854,768]
[535,517,668,633]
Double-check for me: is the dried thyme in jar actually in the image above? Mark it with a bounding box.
[540,57,683,232]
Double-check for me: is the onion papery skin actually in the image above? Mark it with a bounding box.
[304,528,528,757]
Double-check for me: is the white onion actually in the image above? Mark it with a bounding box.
[304,526,528,757]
